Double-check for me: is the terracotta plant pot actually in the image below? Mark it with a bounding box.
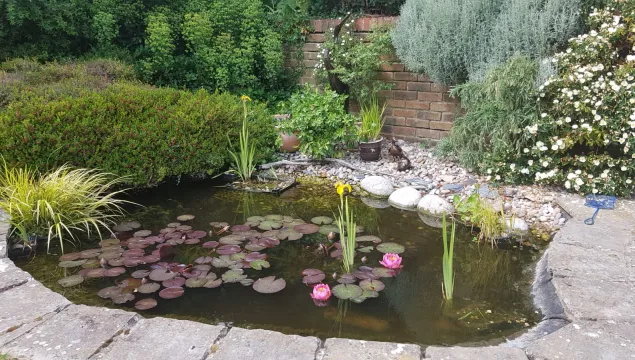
[280,132,300,153]
[359,137,383,161]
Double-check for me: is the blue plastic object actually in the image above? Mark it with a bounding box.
[584,194,616,225]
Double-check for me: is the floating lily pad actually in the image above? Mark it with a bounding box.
[265,214,283,221]
[245,244,266,252]
[204,279,223,288]
[99,251,124,260]
[137,282,161,294]
[133,230,152,238]
[160,227,176,234]
[330,249,343,258]
[176,225,192,232]
[58,275,84,288]
[356,235,382,243]
[104,267,126,277]
[112,293,135,304]
[135,298,157,310]
[319,225,340,235]
[176,214,195,222]
[217,245,241,255]
[222,269,247,283]
[159,286,184,299]
[219,235,244,245]
[371,267,395,278]
[352,269,379,280]
[212,255,236,268]
[249,259,270,270]
[113,223,133,232]
[97,286,122,299]
[80,249,101,259]
[230,253,246,261]
[202,241,220,249]
[108,258,125,267]
[184,238,200,245]
[376,242,405,254]
[277,229,303,241]
[247,216,265,223]
[188,230,207,239]
[99,238,120,247]
[149,268,176,282]
[301,269,324,276]
[359,279,385,291]
[258,220,282,231]
[240,278,255,286]
[294,223,320,234]
[336,274,357,284]
[144,254,160,263]
[58,260,86,268]
[58,252,82,262]
[252,276,286,294]
[311,216,333,225]
[303,273,326,285]
[123,258,144,267]
[245,252,267,262]
[357,246,374,253]
[209,221,228,228]
[123,249,145,258]
[185,278,208,288]
[332,284,363,300]
[86,268,106,278]
[195,256,213,264]
[257,237,280,248]
[281,216,295,223]
[230,224,250,232]
[163,277,186,287]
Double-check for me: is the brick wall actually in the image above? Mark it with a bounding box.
[298,16,460,142]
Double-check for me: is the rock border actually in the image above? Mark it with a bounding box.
[0,195,633,359]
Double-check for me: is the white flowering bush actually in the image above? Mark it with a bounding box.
[487,2,635,196]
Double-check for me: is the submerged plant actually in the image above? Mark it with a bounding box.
[0,160,130,253]
[441,213,456,302]
[228,95,257,182]
[334,182,355,273]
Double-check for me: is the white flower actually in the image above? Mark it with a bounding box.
[627,55,635,62]
[541,113,547,118]
[575,178,584,186]
[510,164,516,170]
[523,148,530,153]
[528,160,534,166]
[565,180,571,189]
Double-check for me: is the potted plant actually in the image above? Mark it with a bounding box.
[357,98,386,161]
[274,114,300,153]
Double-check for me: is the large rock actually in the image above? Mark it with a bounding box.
[417,194,454,217]
[207,327,320,360]
[504,218,529,233]
[360,176,394,198]
[0,258,31,292]
[321,338,421,360]
[388,187,422,211]
[94,317,224,360]
[425,346,528,359]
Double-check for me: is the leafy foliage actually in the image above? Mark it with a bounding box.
[308,0,404,17]
[228,97,257,182]
[452,192,506,245]
[392,0,586,85]
[0,60,278,187]
[359,97,387,142]
[280,86,356,159]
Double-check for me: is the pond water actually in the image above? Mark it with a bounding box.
[15,181,542,346]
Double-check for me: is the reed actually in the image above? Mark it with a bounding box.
[441,213,456,301]
[228,96,257,182]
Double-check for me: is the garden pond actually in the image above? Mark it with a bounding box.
[15,181,542,346]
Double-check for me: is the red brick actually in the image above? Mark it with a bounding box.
[416,129,440,139]
[393,109,417,118]
[381,124,393,133]
[407,82,431,92]
[418,111,441,121]
[383,107,393,116]
[441,112,456,122]
[392,126,416,137]
[385,116,405,126]
[405,118,430,128]
[378,90,393,99]
[380,63,405,72]
[430,102,457,112]
[431,82,450,92]
[405,100,430,110]
[392,81,406,90]
[394,72,419,81]
[376,72,394,81]
[417,74,432,82]
[393,91,417,100]
[418,92,443,102]
[307,33,325,42]
[387,99,405,108]
[429,121,453,131]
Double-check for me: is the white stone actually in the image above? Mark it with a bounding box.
[505,218,529,233]
[417,194,454,217]
[388,187,422,210]
[360,176,394,198]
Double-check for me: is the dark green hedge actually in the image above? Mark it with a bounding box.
[0,62,277,186]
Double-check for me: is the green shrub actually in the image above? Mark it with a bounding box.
[486,2,635,196]
[392,0,585,85]
[437,56,540,170]
[308,0,404,17]
[0,63,278,187]
[281,86,356,159]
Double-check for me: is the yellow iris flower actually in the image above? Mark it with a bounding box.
[240,95,252,102]
[335,182,352,195]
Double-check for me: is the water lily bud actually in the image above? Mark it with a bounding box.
[361,256,368,263]
[327,232,336,241]
[100,258,108,268]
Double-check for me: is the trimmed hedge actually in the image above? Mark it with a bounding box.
[0,60,277,186]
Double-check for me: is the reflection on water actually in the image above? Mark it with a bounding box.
[15,181,541,345]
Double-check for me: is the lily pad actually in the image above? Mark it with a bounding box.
[204,279,223,288]
[112,293,135,304]
[99,251,124,260]
[231,224,251,232]
[222,269,247,283]
[99,238,121,247]
[359,279,385,291]
[257,237,280,248]
[58,275,84,288]
[311,216,333,225]
[176,225,192,231]
[281,216,295,223]
[261,230,280,238]
[249,259,270,270]
[230,253,246,261]
[376,242,405,254]
[244,244,266,252]
[185,278,208,288]
[195,256,214,264]
[149,268,176,282]
[252,276,286,294]
[137,282,161,294]
[86,268,106,278]
[176,214,195,222]
[188,230,207,239]
[330,249,343,258]
[184,238,200,245]
[247,216,265,223]
[265,214,283,221]
[202,241,220,249]
[159,286,184,299]
[104,267,127,277]
[258,220,282,231]
[245,252,267,262]
[58,260,86,268]
[217,245,241,255]
[356,235,382,243]
[123,249,145,258]
[240,278,255,286]
[219,235,244,245]
[108,258,125,267]
[135,298,157,310]
[303,273,326,285]
[209,221,228,228]
[80,249,101,259]
[294,223,320,234]
[336,274,357,284]
[59,252,82,261]
[97,286,122,299]
[163,277,186,287]
[133,230,152,238]
[212,255,236,268]
[302,269,324,276]
[276,229,303,241]
[332,284,363,300]
[371,267,395,278]
[357,246,374,253]
[352,269,379,280]
[319,225,339,235]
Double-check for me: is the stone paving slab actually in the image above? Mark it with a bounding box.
[3,304,139,360]
[0,258,32,292]
[546,242,629,281]
[207,327,320,360]
[319,338,422,360]
[0,281,70,347]
[424,346,528,360]
[91,317,224,360]
[525,321,635,360]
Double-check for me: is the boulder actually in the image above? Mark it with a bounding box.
[360,176,394,198]
[388,187,422,211]
[417,194,454,217]
[505,218,529,233]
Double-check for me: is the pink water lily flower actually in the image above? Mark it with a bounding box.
[310,283,332,301]
[380,253,403,269]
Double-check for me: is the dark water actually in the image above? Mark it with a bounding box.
[15,181,541,346]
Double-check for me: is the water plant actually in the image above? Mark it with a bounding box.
[358,98,387,143]
[452,191,506,245]
[0,160,129,254]
[334,182,356,273]
[441,213,456,302]
[379,253,402,269]
[227,95,257,182]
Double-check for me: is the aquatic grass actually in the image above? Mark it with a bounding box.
[358,97,386,142]
[452,191,506,246]
[334,182,355,273]
[0,159,131,253]
[441,213,456,302]
[227,95,256,183]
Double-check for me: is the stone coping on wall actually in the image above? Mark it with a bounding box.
[0,196,633,359]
